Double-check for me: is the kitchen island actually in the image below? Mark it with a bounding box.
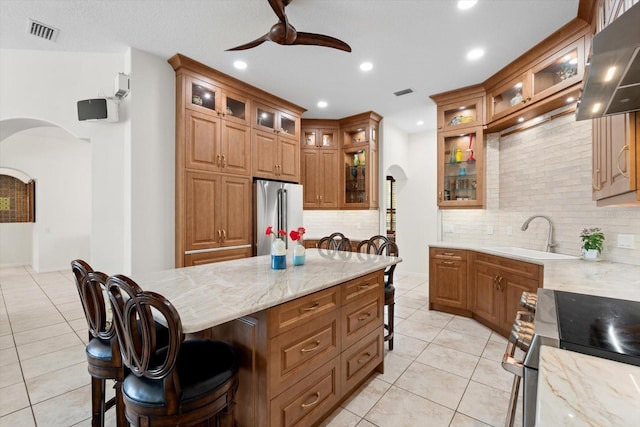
[133,249,401,427]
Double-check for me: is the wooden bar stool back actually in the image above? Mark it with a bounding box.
[71,259,126,427]
[318,232,352,251]
[107,274,239,427]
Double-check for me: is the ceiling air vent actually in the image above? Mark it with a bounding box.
[393,88,414,97]
[27,19,59,42]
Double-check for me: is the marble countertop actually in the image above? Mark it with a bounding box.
[429,243,640,302]
[132,249,400,333]
[537,346,640,426]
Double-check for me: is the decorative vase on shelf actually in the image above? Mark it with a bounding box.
[293,242,306,266]
[271,238,287,269]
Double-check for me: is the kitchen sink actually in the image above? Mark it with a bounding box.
[480,246,579,260]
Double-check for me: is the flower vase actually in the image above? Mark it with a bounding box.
[293,242,306,266]
[271,238,287,269]
[583,249,599,261]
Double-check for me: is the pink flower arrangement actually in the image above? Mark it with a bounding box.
[289,227,306,242]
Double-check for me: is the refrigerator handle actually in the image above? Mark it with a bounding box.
[277,188,288,249]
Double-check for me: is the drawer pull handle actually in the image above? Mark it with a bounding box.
[299,303,319,313]
[442,252,455,256]
[300,340,321,353]
[357,352,372,364]
[300,392,320,408]
[357,283,371,290]
[358,312,372,321]
[442,261,455,265]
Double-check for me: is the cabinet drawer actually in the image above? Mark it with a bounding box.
[269,358,340,427]
[430,247,468,261]
[341,271,383,306]
[342,292,383,350]
[341,328,383,395]
[268,286,340,338]
[269,310,340,397]
[473,252,541,280]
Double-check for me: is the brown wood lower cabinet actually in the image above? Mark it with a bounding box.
[206,270,384,427]
[183,247,252,266]
[429,247,543,337]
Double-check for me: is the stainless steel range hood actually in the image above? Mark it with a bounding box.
[576,2,640,121]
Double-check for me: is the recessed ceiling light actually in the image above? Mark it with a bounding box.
[360,62,373,72]
[317,101,328,108]
[416,120,424,126]
[591,102,602,113]
[458,1,478,10]
[518,117,525,123]
[233,60,247,70]
[466,48,484,61]
[604,66,617,82]
[566,97,575,103]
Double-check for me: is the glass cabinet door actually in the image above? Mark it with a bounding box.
[531,39,584,102]
[304,129,338,149]
[188,79,219,114]
[279,112,299,138]
[488,75,528,121]
[344,149,368,206]
[255,105,276,130]
[343,125,369,146]
[438,96,484,131]
[439,128,483,208]
[222,91,249,125]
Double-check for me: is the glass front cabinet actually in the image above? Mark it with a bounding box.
[438,127,484,208]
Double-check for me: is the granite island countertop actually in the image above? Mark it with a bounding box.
[537,346,640,426]
[131,249,401,333]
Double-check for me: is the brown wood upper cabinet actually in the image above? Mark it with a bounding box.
[186,76,250,126]
[252,101,301,182]
[487,38,585,123]
[340,112,381,210]
[301,122,340,209]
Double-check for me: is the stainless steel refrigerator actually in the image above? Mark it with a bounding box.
[254,179,303,256]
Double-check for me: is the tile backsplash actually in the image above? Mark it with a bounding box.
[441,113,640,265]
[303,210,379,241]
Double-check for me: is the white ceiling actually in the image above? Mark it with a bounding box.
[0,0,580,133]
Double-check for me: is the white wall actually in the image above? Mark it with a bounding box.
[0,223,32,266]
[381,117,439,277]
[0,48,175,274]
[127,48,175,275]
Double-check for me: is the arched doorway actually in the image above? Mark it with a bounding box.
[0,119,91,272]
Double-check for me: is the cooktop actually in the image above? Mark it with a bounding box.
[555,291,640,366]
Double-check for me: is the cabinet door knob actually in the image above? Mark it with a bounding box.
[221,155,226,168]
[216,154,222,167]
[222,229,226,241]
[217,229,222,242]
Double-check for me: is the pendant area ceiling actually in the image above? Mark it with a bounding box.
[0,0,580,133]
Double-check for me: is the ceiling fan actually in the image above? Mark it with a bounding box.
[226,0,351,52]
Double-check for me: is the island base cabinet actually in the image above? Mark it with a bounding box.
[206,270,385,427]
[270,359,341,427]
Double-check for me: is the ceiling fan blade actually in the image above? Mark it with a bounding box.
[293,32,352,52]
[267,0,288,23]
[226,34,270,51]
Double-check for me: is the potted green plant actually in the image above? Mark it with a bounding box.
[580,227,605,260]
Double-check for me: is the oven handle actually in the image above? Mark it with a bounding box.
[502,341,524,376]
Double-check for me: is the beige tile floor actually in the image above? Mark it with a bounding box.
[0,265,522,427]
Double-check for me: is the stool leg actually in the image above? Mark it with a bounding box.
[114,381,127,427]
[388,302,394,351]
[91,377,106,427]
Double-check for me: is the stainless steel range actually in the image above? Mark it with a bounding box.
[502,289,640,427]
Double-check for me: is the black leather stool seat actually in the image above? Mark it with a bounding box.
[86,337,114,361]
[123,340,238,406]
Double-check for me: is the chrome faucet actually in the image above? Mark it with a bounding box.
[521,215,556,252]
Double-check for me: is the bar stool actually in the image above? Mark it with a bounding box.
[107,274,239,427]
[71,260,126,427]
[356,238,399,350]
[318,232,353,251]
